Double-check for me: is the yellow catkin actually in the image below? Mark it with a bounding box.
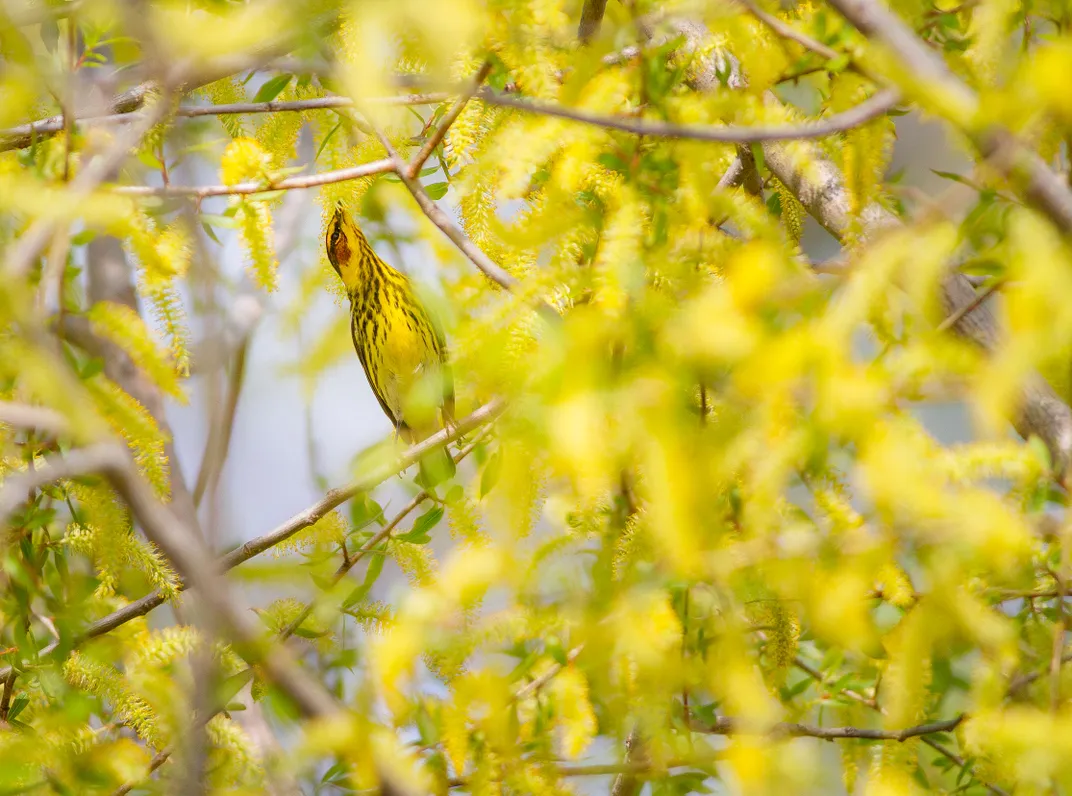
[550,666,597,759]
[63,653,163,748]
[237,198,279,292]
[82,375,171,500]
[87,301,185,401]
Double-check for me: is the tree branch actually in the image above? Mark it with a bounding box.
[578,0,609,42]
[826,0,1072,234]
[96,447,421,796]
[762,135,1072,477]
[790,654,1008,795]
[4,95,172,279]
[0,398,505,681]
[610,729,645,796]
[279,430,489,641]
[0,93,451,143]
[691,713,965,741]
[112,158,395,198]
[474,86,900,143]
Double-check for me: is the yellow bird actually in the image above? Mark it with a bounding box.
[326,203,455,485]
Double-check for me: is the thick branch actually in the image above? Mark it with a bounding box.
[826,0,1072,233]
[762,136,1072,477]
[578,0,609,42]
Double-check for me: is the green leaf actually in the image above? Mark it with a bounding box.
[412,505,443,537]
[931,169,973,187]
[350,495,385,529]
[200,213,241,230]
[136,149,163,171]
[79,357,104,380]
[480,450,502,498]
[202,222,222,245]
[315,120,344,163]
[253,74,292,104]
[6,694,28,721]
[824,54,850,72]
[397,506,443,544]
[293,626,330,639]
[343,551,386,609]
[750,142,767,178]
[424,182,449,200]
[322,762,349,784]
[215,669,254,707]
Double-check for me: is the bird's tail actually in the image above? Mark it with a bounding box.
[400,422,456,488]
[418,444,456,489]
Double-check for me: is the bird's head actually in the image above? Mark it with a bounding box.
[325,203,367,294]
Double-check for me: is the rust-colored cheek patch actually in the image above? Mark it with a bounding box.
[333,234,350,266]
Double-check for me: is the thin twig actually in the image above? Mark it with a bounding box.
[447,756,720,787]
[1007,653,1072,698]
[0,81,157,151]
[791,656,1008,796]
[112,748,171,796]
[473,86,900,143]
[736,0,840,60]
[691,714,964,741]
[1048,564,1068,711]
[514,646,584,702]
[192,337,249,507]
[357,110,564,324]
[2,93,453,141]
[112,158,395,197]
[609,730,646,796]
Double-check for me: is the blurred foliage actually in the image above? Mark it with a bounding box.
[2,0,1072,794]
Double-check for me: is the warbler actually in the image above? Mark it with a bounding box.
[326,203,456,485]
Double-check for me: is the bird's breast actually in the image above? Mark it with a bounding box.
[352,295,437,417]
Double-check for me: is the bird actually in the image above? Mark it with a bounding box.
[325,202,456,486]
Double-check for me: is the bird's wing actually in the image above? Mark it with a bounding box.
[415,298,455,425]
[352,305,404,429]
